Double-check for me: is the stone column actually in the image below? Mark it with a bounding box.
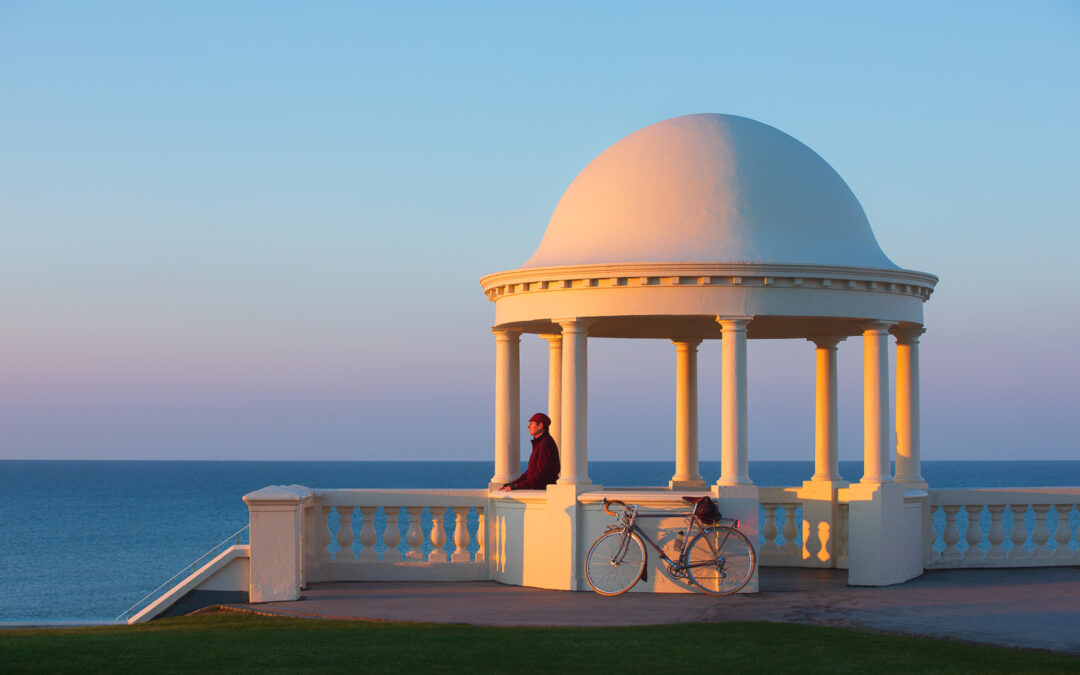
[893,325,926,487]
[490,327,522,488]
[670,338,705,489]
[861,321,894,484]
[539,333,563,448]
[808,336,845,482]
[717,317,752,486]
[556,318,592,485]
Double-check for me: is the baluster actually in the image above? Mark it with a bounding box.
[475,508,486,562]
[357,506,378,562]
[1008,505,1028,560]
[383,507,402,562]
[405,507,425,560]
[802,513,820,564]
[963,505,984,561]
[451,507,471,562]
[1052,505,1075,559]
[336,506,355,562]
[987,505,1007,560]
[321,505,334,562]
[941,505,962,561]
[927,506,939,560]
[429,507,449,562]
[1031,504,1051,558]
[761,503,780,555]
[781,504,799,559]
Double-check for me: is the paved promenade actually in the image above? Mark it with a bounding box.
[229,567,1080,655]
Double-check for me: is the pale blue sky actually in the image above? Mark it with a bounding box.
[2,2,1077,461]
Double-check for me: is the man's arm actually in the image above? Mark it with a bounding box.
[500,447,537,490]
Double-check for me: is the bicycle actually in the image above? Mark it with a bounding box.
[584,496,757,596]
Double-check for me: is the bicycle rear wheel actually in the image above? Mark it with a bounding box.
[584,530,647,596]
[685,526,756,595]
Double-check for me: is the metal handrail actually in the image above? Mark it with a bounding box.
[115,525,249,622]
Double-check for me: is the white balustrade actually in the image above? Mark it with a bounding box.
[926,489,1080,569]
[277,484,1080,588]
[301,489,489,583]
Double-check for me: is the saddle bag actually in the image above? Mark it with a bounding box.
[691,496,720,525]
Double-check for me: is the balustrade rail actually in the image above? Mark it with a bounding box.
[305,489,488,583]
[927,488,1080,568]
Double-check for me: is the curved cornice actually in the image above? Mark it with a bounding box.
[480,262,938,303]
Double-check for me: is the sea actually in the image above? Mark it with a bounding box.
[2,460,1079,622]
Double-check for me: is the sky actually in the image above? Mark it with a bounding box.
[1,2,1077,463]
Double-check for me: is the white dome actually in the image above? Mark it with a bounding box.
[523,114,898,270]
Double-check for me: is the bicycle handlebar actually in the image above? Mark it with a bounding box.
[601,498,626,516]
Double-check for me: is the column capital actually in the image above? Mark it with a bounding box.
[670,337,703,350]
[539,333,563,346]
[554,317,595,333]
[861,320,896,333]
[491,326,522,341]
[891,324,926,345]
[716,316,753,330]
[807,335,846,350]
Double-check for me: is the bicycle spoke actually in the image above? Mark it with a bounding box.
[584,531,646,596]
[686,526,756,595]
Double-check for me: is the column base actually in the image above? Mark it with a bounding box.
[895,478,928,491]
[556,478,593,486]
[858,476,893,486]
[716,478,754,487]
[669,478,707,490]
[802,479,850,491]
[808,475,846,484]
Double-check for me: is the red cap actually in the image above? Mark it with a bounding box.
[528,413,551,427]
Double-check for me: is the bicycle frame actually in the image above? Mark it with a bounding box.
[603,500,740,577]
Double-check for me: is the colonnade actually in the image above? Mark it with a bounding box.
[491,317,925,490]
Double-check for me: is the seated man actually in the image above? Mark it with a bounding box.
[500,413,560,491]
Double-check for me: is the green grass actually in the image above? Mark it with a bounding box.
[0,611,1077,674]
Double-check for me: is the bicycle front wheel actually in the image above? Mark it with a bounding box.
[584,530,646,596]
[685,526,756,595]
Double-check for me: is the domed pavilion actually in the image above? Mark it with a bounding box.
[480,113,937,590]
[482,113,936,492]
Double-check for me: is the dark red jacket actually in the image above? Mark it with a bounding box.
[508,432,560,489]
